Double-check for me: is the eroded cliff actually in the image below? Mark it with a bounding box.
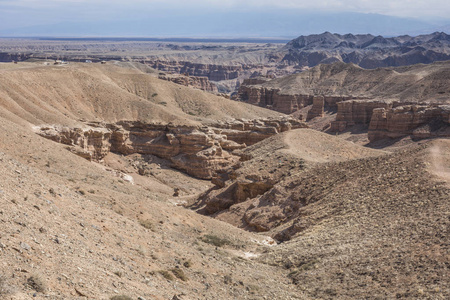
[35,118,307,180]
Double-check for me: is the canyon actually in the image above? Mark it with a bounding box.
[0,39,449,300]
[34,118,306,179]
[236,61,450,141]
[2,32,450,96]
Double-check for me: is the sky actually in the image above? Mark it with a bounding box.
[0,0,449,36]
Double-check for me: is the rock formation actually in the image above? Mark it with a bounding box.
[237,82,354,115]
[237,86,313,114]
[35,118,307,179]
[158,74,218,93]
[368,105,450,142]
[306,96,325,120]
[281,31,450,69]
[150,61,246,81]
[330,100,392,131]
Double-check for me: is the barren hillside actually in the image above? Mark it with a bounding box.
[0,62,282,128]
[0,61,448,300]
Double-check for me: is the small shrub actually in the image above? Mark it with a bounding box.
[158,270,174,281]
[183,260,192,268]
[151,93,158,97]
[113,271,122,278]
[139,219,154,230]
[158,101,167,106]
[171,268,188,281]
[298,259,319,271]
[200,234,231,247]
[110,296,133,300]
[27,274,46,293]
[224,275,232,284]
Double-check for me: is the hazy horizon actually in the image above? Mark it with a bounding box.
[0,1,449,37]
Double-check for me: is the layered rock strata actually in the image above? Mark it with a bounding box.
[35,118,307,179]
[149,61,247,81]
[158,74,218,93]
[237,86,313,114]
[237,84,354,115]
[211,118,307,145]
[330,100,392,131]
[368,105,450,142]
[306,96,325,120]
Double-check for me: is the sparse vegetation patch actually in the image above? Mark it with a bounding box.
[27,274,46,293]
[200,234,231,247]
[171,268,188,281]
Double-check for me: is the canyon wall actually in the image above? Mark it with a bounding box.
[237,85,353,115]
[158,74,218,93]
[368,105,450,142]
[149,60,248,81]
[35,118,307,180]
[237,80,450,142]
[330,100,392,131]
[329,100,450,142]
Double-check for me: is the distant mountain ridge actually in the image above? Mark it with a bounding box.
[280,31,450,69]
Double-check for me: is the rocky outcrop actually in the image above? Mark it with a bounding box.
[368,105,450,142]
[158,74,218,93]
[149,61,247,81]
[237,86,313,114]
[237,80,355,115]
[35,118,307,179]
[204,180,274,214]
[33,126,112,161]
[330,100,392,131]
[306,96,325,120]
[211,118,308,145]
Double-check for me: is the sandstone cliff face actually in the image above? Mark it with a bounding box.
[211,118,307,145]
[35,118,307,179]
[158,74,218,93]
[237,86,313,114]
[330,100,392,131]
[368,105,450,142]
[237,84,354,115]
[150,60,246,81]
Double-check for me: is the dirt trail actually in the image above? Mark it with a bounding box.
[429,139,450,186]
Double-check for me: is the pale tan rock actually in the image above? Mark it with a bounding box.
[368,105,450,142]
[35,118,307,179]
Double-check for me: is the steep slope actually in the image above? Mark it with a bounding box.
[259,140,450,299]
[0,62,283,128]
[0,116,302,300]
[196,128,449,299]
[0,63,302,299]
[196,129,385,223]
[239,60,450,103]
